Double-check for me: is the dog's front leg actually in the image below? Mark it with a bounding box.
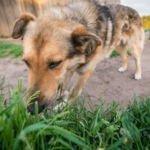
[62,70,74,93]
[68,69,94,102]
[53,69,94,111]
[53,90,69,111]
[53,70,74,111]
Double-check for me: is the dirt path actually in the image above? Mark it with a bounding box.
[0,39,150,109]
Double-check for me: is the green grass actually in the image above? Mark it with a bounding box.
[0,42,23,58]
[110,50,131,57]
[0,78,150,150]
[0,35,10,39]
[144,29,150,40]
[14,61,19,65]
[144,28,150,32]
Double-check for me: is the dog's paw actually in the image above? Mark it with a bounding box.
[53,104,59,111]
[118,67,125,72]
[135,74,141,80]
[53,91,69,111]
[53,100,67,111]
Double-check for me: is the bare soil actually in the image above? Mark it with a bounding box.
[0,38,150,109]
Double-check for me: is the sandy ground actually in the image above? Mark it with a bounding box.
[0,38,150,109]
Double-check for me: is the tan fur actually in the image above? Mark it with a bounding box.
[69,69,94,102]
[24,41,69,104]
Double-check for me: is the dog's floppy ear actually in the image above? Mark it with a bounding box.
[71,25,102,56]
[12,13,36,39]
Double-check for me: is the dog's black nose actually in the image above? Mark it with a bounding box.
[27,102,45,114]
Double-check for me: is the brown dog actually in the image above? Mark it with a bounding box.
[12,0,144,113]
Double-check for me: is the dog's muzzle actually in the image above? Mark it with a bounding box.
[27,84,62,114]
[27,102,46,114]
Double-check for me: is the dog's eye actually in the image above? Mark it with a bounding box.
[50,61,62,69]
[24,60,30,67]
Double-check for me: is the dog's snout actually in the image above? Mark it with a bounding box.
[27,102,45,114]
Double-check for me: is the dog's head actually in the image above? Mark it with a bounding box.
[12,13,101,113]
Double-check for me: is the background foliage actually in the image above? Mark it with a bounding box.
[142,16,150,29]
